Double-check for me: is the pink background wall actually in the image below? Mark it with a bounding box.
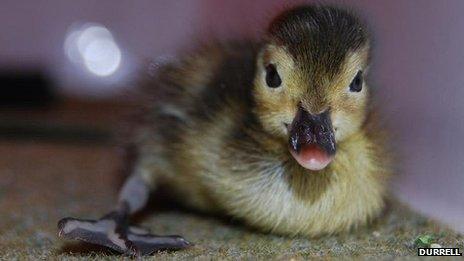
[1,1,463,231]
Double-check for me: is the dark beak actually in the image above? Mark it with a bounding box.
[288,106,336,155]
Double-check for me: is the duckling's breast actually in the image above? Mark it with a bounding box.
[211,157,384,236]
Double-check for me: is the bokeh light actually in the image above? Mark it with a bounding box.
[64,23,122,77]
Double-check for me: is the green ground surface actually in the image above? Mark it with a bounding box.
[1,142,462,260]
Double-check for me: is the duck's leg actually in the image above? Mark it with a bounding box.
[57,156,191,256]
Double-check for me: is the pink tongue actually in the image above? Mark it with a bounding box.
[290,145,333,171]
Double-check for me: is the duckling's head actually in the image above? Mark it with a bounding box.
[253,5,370,171]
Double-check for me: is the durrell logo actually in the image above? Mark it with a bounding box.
[418,248,462,256]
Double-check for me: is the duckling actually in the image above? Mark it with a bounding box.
[58,4,390,256]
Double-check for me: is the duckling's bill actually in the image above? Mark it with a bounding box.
[288,106,336,171]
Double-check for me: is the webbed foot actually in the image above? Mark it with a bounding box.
[57,213,191,256]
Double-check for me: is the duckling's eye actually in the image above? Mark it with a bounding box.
[265,64,281,88]
[349,70,363,92]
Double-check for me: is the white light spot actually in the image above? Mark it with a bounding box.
[76,25,112,54]
[64,30,82,63]
[64,23,122,77]
[83,38,121,76]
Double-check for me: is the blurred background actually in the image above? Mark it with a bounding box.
[0,0,462,233]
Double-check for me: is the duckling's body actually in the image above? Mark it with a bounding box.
[58,5,390,255]
[137,43,387,236]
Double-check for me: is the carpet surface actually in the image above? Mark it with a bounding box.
[0,141,462,259]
